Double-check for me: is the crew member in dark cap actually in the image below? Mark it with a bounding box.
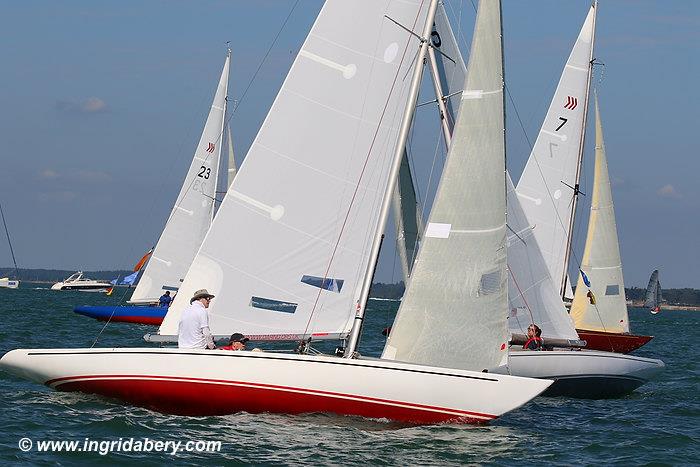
[178,288,216,349]
[219,333,249,351]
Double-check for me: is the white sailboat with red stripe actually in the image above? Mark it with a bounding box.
[1,0,551,424]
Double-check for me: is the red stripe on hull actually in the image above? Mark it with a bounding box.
[576,329,653,354]
[93,316,164,325]
[49,375,496,425]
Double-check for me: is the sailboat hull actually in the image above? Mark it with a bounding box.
[576,329,653,354]
[1,348,551,424]
[73,306,167,325]
[502,349,664,398]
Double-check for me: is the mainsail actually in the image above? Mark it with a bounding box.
[129,52,230,304]
[158,0,431,340]
[644,269,662,310]
[515,4,596,298]
[569,94,629,333]
[383,0,509,372]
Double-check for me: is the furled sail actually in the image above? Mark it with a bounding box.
[130,52,229,304]
[506,174,579,340]
[391,2,467,280]
[158,0,431,340]
[383,0,509,372]
[570,94,629,333]
[515,5,596,297]
[644,269,662,309]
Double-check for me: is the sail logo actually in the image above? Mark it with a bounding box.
[564,96,578,110]
[206,142,215,153]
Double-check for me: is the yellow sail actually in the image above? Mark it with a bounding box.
[570,92,629,333]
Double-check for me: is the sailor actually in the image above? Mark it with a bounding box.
[219,333,249,351]
[523,324,544,351]
[159,290,172,308]
[178,289,216,349]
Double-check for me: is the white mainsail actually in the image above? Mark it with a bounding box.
[158,0,431,340]
[515,4,596,298]
[506,173,579,341]
[129,52,230,304]
[570,93,629,333]
[383,0,509,372]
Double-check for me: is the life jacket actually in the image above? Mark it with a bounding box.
[523,336,544,350]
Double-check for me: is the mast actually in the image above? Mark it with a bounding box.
[0,202,19,279]
[426,47,453,147]
[344,0,441,357]
[559,0,597,299]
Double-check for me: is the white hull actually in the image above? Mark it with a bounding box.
[50,284,111,292]
[499,349,664,398]
[0,348,551,424]
[0,279,19,289]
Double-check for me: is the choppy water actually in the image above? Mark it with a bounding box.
[0,287,697,465]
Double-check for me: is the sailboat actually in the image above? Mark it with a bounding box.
[380,1,662,397]
[514,2,656,354]
[645,269,662,314]
[569,94,654,352]
[73,50,232,325]
[0,0,550,424]
[0,202,20,289]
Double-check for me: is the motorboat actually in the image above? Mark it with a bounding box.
[51,272,112,292]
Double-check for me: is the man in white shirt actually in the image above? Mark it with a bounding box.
[178,288,217,349]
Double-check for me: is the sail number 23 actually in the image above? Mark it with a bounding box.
[197,166,211,179]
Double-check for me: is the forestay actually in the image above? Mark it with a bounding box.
[130,53,229,304]
[159,0,431,340]
[383,0,509,372]
[515,5,596,297]
[570,95,629,333]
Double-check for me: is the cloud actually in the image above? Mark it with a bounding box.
[55,97,108,114]
[657,184,683,199]
[39,169,60,180]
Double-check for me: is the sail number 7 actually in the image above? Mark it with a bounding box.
[555,117,568,131]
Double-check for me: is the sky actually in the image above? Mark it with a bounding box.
[0,1,697,288]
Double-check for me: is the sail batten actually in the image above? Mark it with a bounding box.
[570,93,629,333]
[383,0,509,372]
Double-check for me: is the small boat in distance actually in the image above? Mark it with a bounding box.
[0,202,20,289]
[51,272,112,292]
[645,269,662,314]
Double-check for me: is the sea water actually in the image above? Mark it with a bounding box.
[0,288,697,465]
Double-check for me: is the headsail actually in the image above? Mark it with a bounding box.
[506,174,579,341]
[158,0,431,340]
[130,52,230,304]
[383,0,509,372]
[515,4,596,298]
[570,93,629,333]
